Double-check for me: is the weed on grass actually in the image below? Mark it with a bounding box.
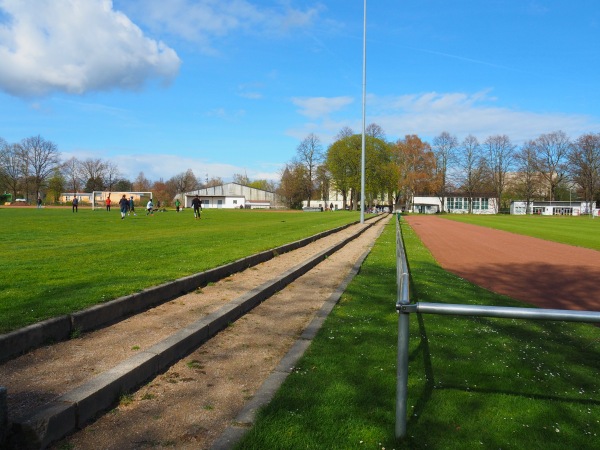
[119,393,134,407]
[186,360,204,370]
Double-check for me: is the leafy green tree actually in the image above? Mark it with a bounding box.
[114,179,133,192]
[327,132,393,210]
[46,168,65,203]
[248,179,276,192]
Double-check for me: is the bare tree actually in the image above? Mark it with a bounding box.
[62,157,82,194]
[167,169,200,200]
[483,134,516,212]
[133,172,151,191]
[0,142,24,200]
[79,158,107,191]
[532,130,571,201]
[569,133,600,213]
[296,133,323,207]
[432,131,459,211]
[514,140,542,214]
[205,176,223,188]
[335,126,354,140]
[104,161,121,192]
[366,123,386,140]
[457,135,486,213]
[20,135,60,200]
[232,172,251,186]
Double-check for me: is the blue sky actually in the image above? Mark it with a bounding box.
[1,0,599,183]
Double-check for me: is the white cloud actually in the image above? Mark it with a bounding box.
[368,90,600,143]
[0,0,181,97]
[290,90,600,146]
[292,96,354,119]
[119,0,322,54]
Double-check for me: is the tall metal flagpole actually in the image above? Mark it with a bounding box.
[360,0,367,223]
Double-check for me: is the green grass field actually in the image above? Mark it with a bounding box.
[0,207,363,333]
[439,213,600,251]
[236,218,600,449]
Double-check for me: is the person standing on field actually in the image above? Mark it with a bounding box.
[175,198,181,212]
[119,194,128,219]
[72,196,78,213]
[191,195,202,219]
[106,196,111,212]
[129,196,136,216]
[146,198,154,215]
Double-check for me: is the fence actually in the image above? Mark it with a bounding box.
[395,215,600,439]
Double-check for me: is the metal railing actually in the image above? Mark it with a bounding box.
[395,215,600,439]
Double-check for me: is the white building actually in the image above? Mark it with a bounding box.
[510,200,597,216]
[412,195,498,214]
[183,183,277,209]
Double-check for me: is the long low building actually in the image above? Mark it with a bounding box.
[510,200,597,215]
[412,194,498,214]
[184,183,277,209]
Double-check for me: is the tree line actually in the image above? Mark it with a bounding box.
[0,135,276,206]
[3,129,599,212]
[279,127,600,213]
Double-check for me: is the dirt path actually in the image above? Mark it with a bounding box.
[404,215,600,311]
[1,215,390,449]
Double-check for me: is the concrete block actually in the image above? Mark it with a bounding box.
[209,426,250,450]
[0,387,6,447]
[275,340,311,374]
[16,400,76,450]
[60,351,159,426]
[147,320,211,371]
[235,371,289,424]
[0,316,71,363]
[71,299,127,332]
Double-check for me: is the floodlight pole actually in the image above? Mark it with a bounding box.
[360,0,367,223]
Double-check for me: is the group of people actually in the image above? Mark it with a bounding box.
[69,194,202,219]
[114,195,137,219]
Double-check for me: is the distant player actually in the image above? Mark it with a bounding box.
[191,195,202,219]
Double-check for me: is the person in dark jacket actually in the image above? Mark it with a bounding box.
[119,194,129,219]
[191,195,202,219]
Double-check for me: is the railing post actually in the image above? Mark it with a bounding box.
[395,215,410,439]
[396,297,410,438]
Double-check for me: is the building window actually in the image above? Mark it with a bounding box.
[233,200,237,204]
[473,198,489,210]
[448,197,468,211]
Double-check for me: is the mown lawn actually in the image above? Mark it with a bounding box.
[438,213,600,251]
[236,218,600,449]
[0,207,364,333]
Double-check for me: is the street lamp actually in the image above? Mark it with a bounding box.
[360,0,367,223]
